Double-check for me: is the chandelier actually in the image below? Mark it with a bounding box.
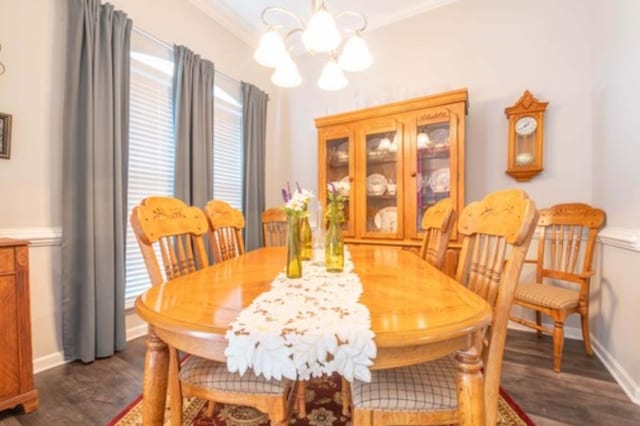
[254,0,373,91]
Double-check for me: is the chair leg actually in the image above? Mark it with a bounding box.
[552,321,565,373]
[535,311,543,337]
[168,347,183,425]
[580,307,594,357]
[296,381,306,418]
[341,377,351,415]
[206,400,216,417]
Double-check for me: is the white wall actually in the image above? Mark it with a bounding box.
[590,0,640,403]
[282,0,639,403]
[285,0,593,207]
[0,0,282,370]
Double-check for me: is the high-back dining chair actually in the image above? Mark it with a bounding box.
[511,202,605,372]
[262,207,288,247]
[350,189,538,426]
[204,200,246,262]
[419,198,455,269]
[130,197,295,425]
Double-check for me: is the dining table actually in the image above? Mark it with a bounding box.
[135,245,492,425]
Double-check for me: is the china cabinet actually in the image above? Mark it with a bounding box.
[0,239,39,414]
[316,90,468,274]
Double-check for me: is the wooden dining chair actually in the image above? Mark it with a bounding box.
[262,207,288,247]
[349,189,538,426]
[419,198,455,269]
[204,200,246,263]
[511,202,605,373]
[130,196,295,425]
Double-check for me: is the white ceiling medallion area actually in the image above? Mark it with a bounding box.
[190,0,461,46]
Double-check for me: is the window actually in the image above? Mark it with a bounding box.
[213,74,243,210]
[125,29,174,306]
[124,30,245,306]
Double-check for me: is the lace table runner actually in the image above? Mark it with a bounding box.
[224,249,377,382]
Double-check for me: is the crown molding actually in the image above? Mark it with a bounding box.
[189,0,462,48]
[367,0,462,31]
[189,0,259,46]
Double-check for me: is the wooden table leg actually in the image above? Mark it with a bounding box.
[455,331,485,426]
[143,325,170,425]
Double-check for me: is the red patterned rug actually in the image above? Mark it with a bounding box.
[109,374,534,425]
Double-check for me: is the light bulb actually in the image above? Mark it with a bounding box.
[271,57,302,88]
[254,28,288,68]
[338,33,373,72]
[318,58,347,91]
[302,7,341,53]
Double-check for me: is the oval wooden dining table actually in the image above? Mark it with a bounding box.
[135,245,492,425]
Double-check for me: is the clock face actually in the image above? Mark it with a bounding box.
[515,116,538,136]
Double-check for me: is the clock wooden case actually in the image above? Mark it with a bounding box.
[505,90,548,181]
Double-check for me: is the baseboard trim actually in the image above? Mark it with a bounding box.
[0,227,62,247]
[591,337,640,405]
[126,324,148,341]
[33,325,149,374]
[33,351,66,374]
[508,321,639,405]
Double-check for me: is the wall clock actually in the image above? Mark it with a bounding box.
[505,90,548,181]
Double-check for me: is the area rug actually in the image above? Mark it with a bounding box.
[109,374,535,425]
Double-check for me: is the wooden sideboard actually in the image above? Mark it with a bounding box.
[0,239,39,413]
[316,90,468,274]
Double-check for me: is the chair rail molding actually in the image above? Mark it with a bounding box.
[0,227,62,247]
[598,227,640,252]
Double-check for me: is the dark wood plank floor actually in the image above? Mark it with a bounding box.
[1,329,639,425]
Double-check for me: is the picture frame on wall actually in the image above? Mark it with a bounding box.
[0,113,12,159]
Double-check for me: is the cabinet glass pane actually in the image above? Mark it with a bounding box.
[365,131,399,233]
[416,122,451,232]
[325,137,351,231]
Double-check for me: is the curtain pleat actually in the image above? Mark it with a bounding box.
[241,82,269,251]
[173,45,214,208]
[62,0,131,362]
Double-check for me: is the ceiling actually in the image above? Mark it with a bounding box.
[190,0,460,45]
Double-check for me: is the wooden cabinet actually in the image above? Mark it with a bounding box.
[316,90,468,269]
[0,239,39,414]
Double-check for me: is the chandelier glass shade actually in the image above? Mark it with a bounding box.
[254,0,373,91]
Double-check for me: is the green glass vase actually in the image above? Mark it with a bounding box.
[299,215,312,260]
[325,209,344,272]
[286,214,302,278]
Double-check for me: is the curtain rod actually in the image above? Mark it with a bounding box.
[132,26,238,83]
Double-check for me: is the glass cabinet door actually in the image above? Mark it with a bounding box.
[406,109,459,241]
[319,126,355,237]
[357,119,403,239]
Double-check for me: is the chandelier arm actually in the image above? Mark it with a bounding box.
[261,7,305,30]
[334,10,367,32]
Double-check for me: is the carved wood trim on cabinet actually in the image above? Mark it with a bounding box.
[316,90,468,276]
[0,239,39,414]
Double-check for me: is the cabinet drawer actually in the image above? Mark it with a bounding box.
[0,248,15,274]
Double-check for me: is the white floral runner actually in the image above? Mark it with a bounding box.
[224,249,377,382]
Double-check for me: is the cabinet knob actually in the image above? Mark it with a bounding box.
[349,176,354,182]
[410,171,417,177]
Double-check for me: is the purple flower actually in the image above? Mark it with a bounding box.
[282,187,290,203]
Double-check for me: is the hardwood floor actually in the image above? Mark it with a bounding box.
[1,329,639,425]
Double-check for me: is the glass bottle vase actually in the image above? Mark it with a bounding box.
[325,209,344,272]
[299,215,312,260]
[286,214,302,278]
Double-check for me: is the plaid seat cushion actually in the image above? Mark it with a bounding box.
[515,283,579,309]
[351,355,457,411]
[179,356,289,394]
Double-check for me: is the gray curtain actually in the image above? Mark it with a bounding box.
[241,82,269,251]
[173,45,214,207]
[62,0,131,362]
